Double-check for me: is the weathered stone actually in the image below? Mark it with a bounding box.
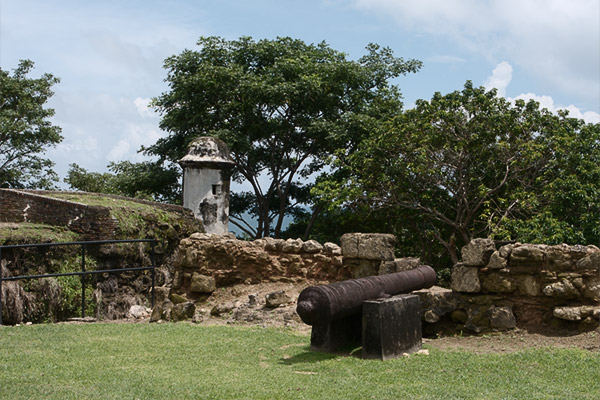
[265,290,291,308]
[546,245,573,270]
[450,309,468,323]
[210,302,235,316]
[464,305,491,333]
[150,300,173,322]
[461,238,496,266]
[489,306,516,330]
[517,275,542,296]
[575,251,600,272]
[553,306,582,321]
[486,251,507,269]
[169,293,188,304]
[414,286,461,321]
[302,240,323,253]
[451,264,481,293]
[127,305,150,319]
[171,302,196,322]
[190,273,216,293]
[510,245,545,267]
[482,272,516,293]
[340,233,396,261]
[248,293,259,306]
[498,243,514,259]
[282,238,303,253]
[380,257,421,275]
[345,258,382,278]
[323,242,342,256]
[423,309,440,323]
[543,279,580,300]
[582,276,600,301]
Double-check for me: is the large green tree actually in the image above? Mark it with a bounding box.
[316,82,598,264]
[0,60,62,188]
[149,36,421,238]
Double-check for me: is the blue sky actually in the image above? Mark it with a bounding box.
[1,0,599,185]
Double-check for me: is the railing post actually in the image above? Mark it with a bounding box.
[81,244,86,319]
[150,241,156,308]
[0,247,3,326]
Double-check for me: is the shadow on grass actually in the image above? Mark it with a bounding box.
[280,345,363,365]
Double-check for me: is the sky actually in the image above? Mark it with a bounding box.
[1,0,599,187]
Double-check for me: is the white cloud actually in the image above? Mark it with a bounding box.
[350,0,600,104]
[484,61,513,97]
[133,97,155,118]
[510,93,600,124]
[483,62,600,124]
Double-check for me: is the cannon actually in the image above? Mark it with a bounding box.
[296,265,436,359]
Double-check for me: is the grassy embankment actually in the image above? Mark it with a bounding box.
[1,323,598,400]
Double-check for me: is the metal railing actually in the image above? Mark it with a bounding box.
[0,239,157,325]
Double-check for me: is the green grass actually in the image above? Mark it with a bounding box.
[1,324,598,399]
[0,223,81,245]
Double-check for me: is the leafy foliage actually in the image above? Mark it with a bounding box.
[316,82,599,264]
[0,60,62,188]
[65,161,181,203]
[150,36,421,238]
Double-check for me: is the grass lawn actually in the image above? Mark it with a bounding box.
[0,323,598,400]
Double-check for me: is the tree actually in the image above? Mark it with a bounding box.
[498,115,600,245]
[65,161,181,203]
[149,36,421,238]
[316,82,568,264]
[0,60,62,188]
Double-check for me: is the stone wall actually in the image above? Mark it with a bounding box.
[170,233,348,300]
[0,189,118,239]
[419,239,600,334]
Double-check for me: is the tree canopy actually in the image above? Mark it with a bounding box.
[149,36,421,238]
[0,60,62,188]
[315,82,600,264]
[65,161,180,203]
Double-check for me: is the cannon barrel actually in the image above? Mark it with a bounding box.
[297,265,436,326]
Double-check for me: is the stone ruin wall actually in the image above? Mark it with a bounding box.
[419,239,600,334]
[167,233,599,334]
[0,189,193,240]
[0,189,118,239]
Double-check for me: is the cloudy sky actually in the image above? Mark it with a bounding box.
[1,0,599,187]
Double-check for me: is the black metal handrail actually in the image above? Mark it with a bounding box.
[0,239,157,325]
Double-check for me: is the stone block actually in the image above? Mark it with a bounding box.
[510,244,545,268]
[265,290,291,308]
[486,251,507,269]
[451,264,481,293]
[340,233,396,261]
[344,258,382,278]
[302,240,323,253]
[171,302,196,322]
[323,242,342,256]
[362,294,422,360]
[517,275,542,296]
[282,238,303,253]
[553,306,582,321]
[190,273,216,293]
[489,306,516,330]
[542,279,580,300]
[481,272,515,293]
[461,238,496,266]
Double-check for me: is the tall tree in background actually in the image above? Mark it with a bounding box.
[150,36,421,238]
[0,60,62,188]
[315,82,599,264]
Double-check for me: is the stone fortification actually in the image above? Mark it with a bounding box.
[419,239,600,334]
